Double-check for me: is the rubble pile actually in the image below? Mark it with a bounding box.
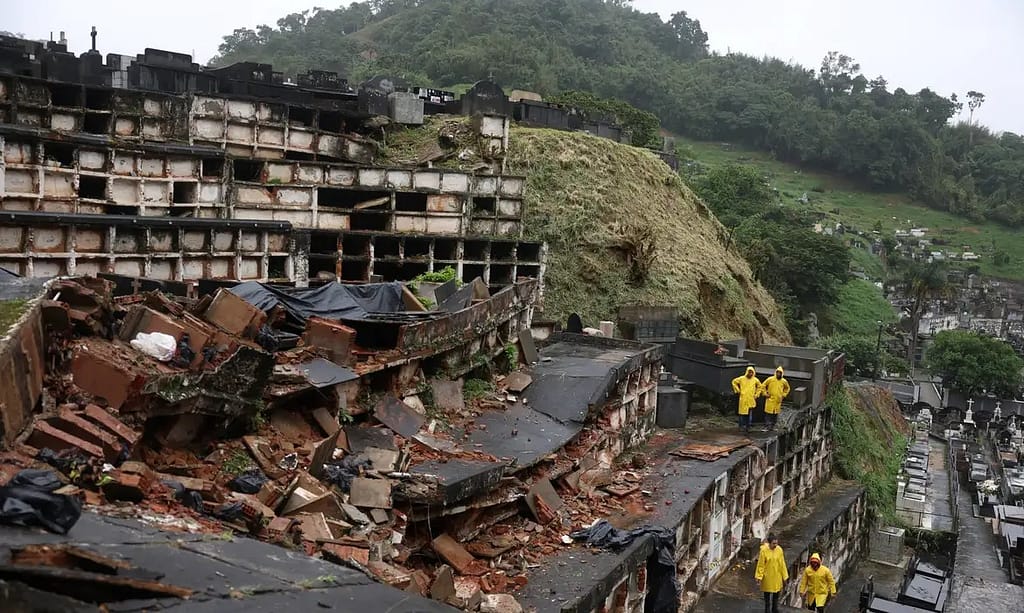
[0,275,662,611]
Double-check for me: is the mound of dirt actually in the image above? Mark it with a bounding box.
[506,127,790,344]
[381,119,790,344]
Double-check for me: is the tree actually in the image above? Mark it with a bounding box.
[966,90,985,146]
[816,334,879,378]
[898,261,954,375]
[925,330,1023,396]
[667,11,709,60]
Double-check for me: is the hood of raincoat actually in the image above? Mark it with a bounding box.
[810,553,821,562]
[746,366,756,376]
[775,366,784,376]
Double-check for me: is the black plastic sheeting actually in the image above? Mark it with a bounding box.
[322,456,372,492]
[229,281,405,329]
[227,469,269,495]
[570,519,679,613]
[0,469,83,534]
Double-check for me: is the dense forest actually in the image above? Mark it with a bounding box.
[215,0,1024,227]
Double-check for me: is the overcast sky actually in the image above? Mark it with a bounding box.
[3,0,1021,134]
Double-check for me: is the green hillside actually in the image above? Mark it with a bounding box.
[679,137,1024,282]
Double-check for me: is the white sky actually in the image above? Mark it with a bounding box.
[3,0,1021,133]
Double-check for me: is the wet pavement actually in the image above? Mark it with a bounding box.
[947,474,1024,612]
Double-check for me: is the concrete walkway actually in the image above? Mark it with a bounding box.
[947,452,1024,612]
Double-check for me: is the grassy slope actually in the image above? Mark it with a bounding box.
[679,138,1024,281]
[385,117,791,343]
[506,128,791,344]
[825,278,898,337]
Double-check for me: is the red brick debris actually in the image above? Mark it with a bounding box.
[0,276,657,611]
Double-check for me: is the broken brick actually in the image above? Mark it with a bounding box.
[366,561,412,589]
[349,477,392,509]
[449,577,483,611]
[480,593,523,613]
[70,344,149,411]
[429,564,456,602]
[302,317,356,366]
[27,421,104,459]
[432,533,479,576]
[101,470,150,502]
[81,404,140,446]
[369,508,389,524]
[312,407,340,436]
[202,289,266,338]
[322,542,370,567]
[406,570,431,596]
[295,512,332,543]
[48,410,121,460]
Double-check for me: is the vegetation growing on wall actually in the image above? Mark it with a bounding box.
[828,385,908,522]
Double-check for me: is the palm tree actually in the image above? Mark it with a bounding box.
[900,261,955,376]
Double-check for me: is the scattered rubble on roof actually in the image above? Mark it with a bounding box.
[0,273,663,610]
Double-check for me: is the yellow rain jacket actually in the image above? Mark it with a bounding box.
[799,556,836,607]
[754,542,789,593]
[762,367,791,415]
[732,367,761,415]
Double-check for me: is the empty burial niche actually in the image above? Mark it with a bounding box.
[202,158,225,178]
[319,111,345,133]
[172,182,198,204]
[50,83,80,107]
[44,142,76,167]
[350,211,389,231]
[375,236,400,258]
[340,260,369,281]
[233,159,263,182]
[491,264,513,285]
[267,256,288,279]
[518,264,540,279]
[83,112,109,135]
[434,238,458,260]
[341,234,371,257]
[310,232,341,255]
[518,243,542,262]
[464,240,488,261]
[288,106,315,128]
[464,263,486,283]
[283,151,317,162]
[85,88,113,111]
[395,192,428,212]
[374,261,427,282]
[405,237,431,258]
[473,197,497,216]
[491,241,515,261]
[307,255,337,280]
[78,175,106,200]
[319,188,389,210]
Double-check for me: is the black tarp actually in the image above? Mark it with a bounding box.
[229,281,405,327]
[0,469,82,534]
[570,519,679,613]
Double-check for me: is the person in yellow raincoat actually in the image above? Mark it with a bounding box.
[755,533,788,613]
[732,366,761,435]
[799,552,836,612]
[761,366,790,431]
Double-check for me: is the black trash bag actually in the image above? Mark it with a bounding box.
[0,469,83,535]
[161,480,204,512]
[36,448,94,481]
[570,519,679,613]
[227,469,268,495]
[212,501,244,522]
[321,456,372,492]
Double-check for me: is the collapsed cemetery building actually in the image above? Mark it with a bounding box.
[0,34,874,613]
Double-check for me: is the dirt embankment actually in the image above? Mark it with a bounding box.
[505,128,790,344]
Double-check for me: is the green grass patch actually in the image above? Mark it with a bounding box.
[825,278,898,338]
[0,299,29,333]
[463,378,493,400]
[827,386,905,522]
[680,137,1024,281]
